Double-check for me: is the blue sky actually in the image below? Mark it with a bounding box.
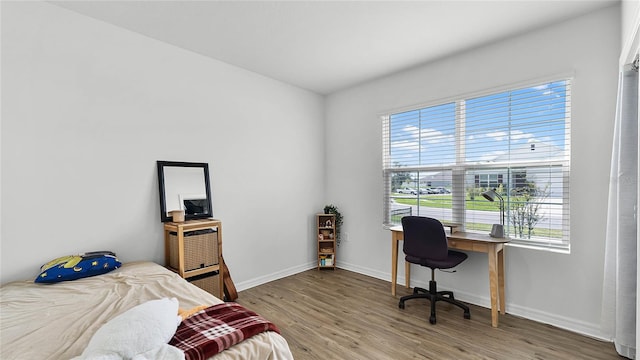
[389,80,569,167]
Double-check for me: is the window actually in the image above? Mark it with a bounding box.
[475,174,503,188]
[383,79,571,251]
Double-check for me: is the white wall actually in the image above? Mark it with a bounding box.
[326,5,620,339]
[1,1,325,286]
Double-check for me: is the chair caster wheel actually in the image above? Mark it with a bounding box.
[464,312,471,320]
[398,301,405,309]
[429,316,436,324]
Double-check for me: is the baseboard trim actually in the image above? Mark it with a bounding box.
[235,261,316,292]
[503,303,609,341]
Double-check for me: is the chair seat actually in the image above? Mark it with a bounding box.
[405,249,467,269]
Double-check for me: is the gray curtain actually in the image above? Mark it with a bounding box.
[602,63,638,359]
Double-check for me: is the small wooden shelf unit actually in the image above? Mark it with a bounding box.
[164,218,224,299]
[316,213,336,270]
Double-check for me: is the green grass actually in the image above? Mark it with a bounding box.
[391,193,562,239]
[393,194,498,211]
[464,223,562,239]
[391,214,404,224]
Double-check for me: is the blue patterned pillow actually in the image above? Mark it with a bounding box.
[35,251,121,283]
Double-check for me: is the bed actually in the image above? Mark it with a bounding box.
[0,261,293,360]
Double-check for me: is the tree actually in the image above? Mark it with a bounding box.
[508,182,550,239]
[391,162,412,192]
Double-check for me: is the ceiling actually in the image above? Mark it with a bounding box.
[52,1,618,95]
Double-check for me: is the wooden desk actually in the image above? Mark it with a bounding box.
[390,225,509,327]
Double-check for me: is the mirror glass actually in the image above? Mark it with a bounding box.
[157,161,213,222]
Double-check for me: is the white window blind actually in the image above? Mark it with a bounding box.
[383,79,571,251]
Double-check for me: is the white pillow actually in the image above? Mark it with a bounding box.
[72,298,184,360]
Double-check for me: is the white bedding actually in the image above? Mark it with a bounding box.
[0,261,292,360]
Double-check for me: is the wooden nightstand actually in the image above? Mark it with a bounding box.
[164,218,223,299]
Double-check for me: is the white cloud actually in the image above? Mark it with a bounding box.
[486,131,507,141]
[486,129,535,142]
[511,130,534,141]
[403,125,420,136]
[403,125,454,144]
[391,140,419,151]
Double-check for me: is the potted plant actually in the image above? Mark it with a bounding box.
[323,204,343,245]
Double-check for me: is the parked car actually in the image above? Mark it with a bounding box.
[398,187,417,195]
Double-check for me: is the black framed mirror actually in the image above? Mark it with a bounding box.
[157,161,213,222]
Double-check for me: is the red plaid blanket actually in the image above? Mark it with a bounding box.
[169,302,280,360]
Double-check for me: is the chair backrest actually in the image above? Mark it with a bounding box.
[401,216,448,261]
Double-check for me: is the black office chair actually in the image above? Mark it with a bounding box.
[398,216,471,324]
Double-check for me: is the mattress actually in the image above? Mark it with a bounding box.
[0,261,292,360]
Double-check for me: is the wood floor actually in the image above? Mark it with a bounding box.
[236,268,621,360]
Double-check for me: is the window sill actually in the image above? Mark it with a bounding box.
[505,241,570,254]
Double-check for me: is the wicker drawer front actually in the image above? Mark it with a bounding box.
[188,272,221,298]
[169,231,219,271]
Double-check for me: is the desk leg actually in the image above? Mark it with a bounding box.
[405,261,410,289]
[498,245,506,314]
[391,233,398,296]
[488,244,499,328]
